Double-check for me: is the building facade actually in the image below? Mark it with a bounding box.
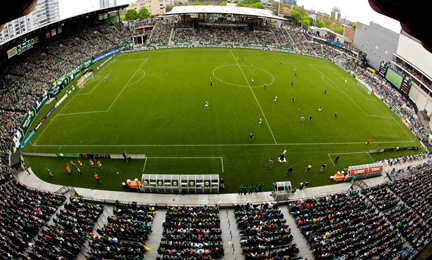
[353,21,399,70]
[128,0,177,16]
[0,0,60,44]
[100,0,118,9]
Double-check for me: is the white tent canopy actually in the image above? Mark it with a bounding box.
[166,5,287,21]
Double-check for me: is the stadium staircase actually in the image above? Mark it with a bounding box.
[220,209,243,259]
[283,207,314,260]
[284,28,299,52]
[270,28,281,46]
[168,27,175,46]
[140,209,166,259]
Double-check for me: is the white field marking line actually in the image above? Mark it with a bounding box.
[367,153,374,162]
[328,151,375,164]
[77,70,113,96]
[311,64,392,119]
[143,157,224,173]
[142,157,148,172]
[34,86,86,143]
[328,154,335,166]
[112,58,149,63]
[107,59,147,111]
[32,140,417,147]
[124,69,145,88]
[374,93,416,142]
[35,55,122,136]
[212,64,275,88]
[342,77,375,101]
[57,59,148,116]
[229,49,277,144]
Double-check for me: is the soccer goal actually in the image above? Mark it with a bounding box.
[356,77,372,95]
[77,71,94,88]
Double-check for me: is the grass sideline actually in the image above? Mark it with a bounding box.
[22,48,422,193]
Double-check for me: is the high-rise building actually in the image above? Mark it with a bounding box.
[100,0,118,9]
[0,0,60,44]
[281,0,297,6]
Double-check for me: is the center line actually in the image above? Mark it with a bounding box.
[229,50,277,144]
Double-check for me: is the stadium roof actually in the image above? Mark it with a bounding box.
[166,6,287,21]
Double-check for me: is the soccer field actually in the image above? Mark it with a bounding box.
[22,48,422,193]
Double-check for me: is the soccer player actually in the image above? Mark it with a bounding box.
[334,155,340,164]
[334,112,337,118]
[295,72,297,77]
[259,117,262,126]
[318,106,322,113]
[299,116,305,123]
[71,160,77,169]
[320,161,327,172]
[306,164,312,172]
[205,100,209,109]
[286,166,293,176]
[345,79,347,84]
[104,77,107,82]
[252,77,254,83]
[210,81,212,88]
[268,158,273,169]
[273,96,277,103]
[249,132,254,143]
[291,97,295,103]
[47,168,53,177]
[294,67,296,71]
[280,61,282,66]
[309,114,313,122]
[366,139,371,145]
[242,57,244,61]
[78,159,83,168]
[291,81,293,87]
[77,168,83,177]
[66,165,71,175]
[264,83,267,89]
[97,160,103,170]
[89,159,94,167]
[94,173,101,183]
[251,62,253,67]
[324,89,327,95]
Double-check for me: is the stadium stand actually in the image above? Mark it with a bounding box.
[235,202,302,259]
[157,205,224,259]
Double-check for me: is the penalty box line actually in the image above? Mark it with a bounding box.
[229,49,277,144]
[142,157,224,173]
[328,151,374,166]
[57,59,148,117]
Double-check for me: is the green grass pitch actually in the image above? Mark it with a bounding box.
[22,48,422,193]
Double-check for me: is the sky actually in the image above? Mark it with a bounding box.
[58,0,402,33]
[296,0,402,33]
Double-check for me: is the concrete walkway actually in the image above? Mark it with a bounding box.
[16,157,430,206]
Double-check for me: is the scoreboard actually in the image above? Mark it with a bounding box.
[401,75,412,95]
[7,37,39,59]
[378,61,411,95]
[17,39,33,55]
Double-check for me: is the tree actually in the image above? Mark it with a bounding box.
[317,19,325,28]
[270,1,285,15]
[205,2,212,5]
[192,0,201,5]
[138,7,150,19]
[301,16,310,27]
[166,5,173,12]
[352,24,356,31]
[236,2,245,7]
[217,1,227,5]
[292,6,307,17]
[283,4,291,9]
[256,3,265,9]
[125,9,138,20]
[289,10,301,22]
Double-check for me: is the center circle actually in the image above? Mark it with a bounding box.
[212,64,275,88]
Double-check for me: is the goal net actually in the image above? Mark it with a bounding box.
[77,72,94,88]
[356,77,372,95]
